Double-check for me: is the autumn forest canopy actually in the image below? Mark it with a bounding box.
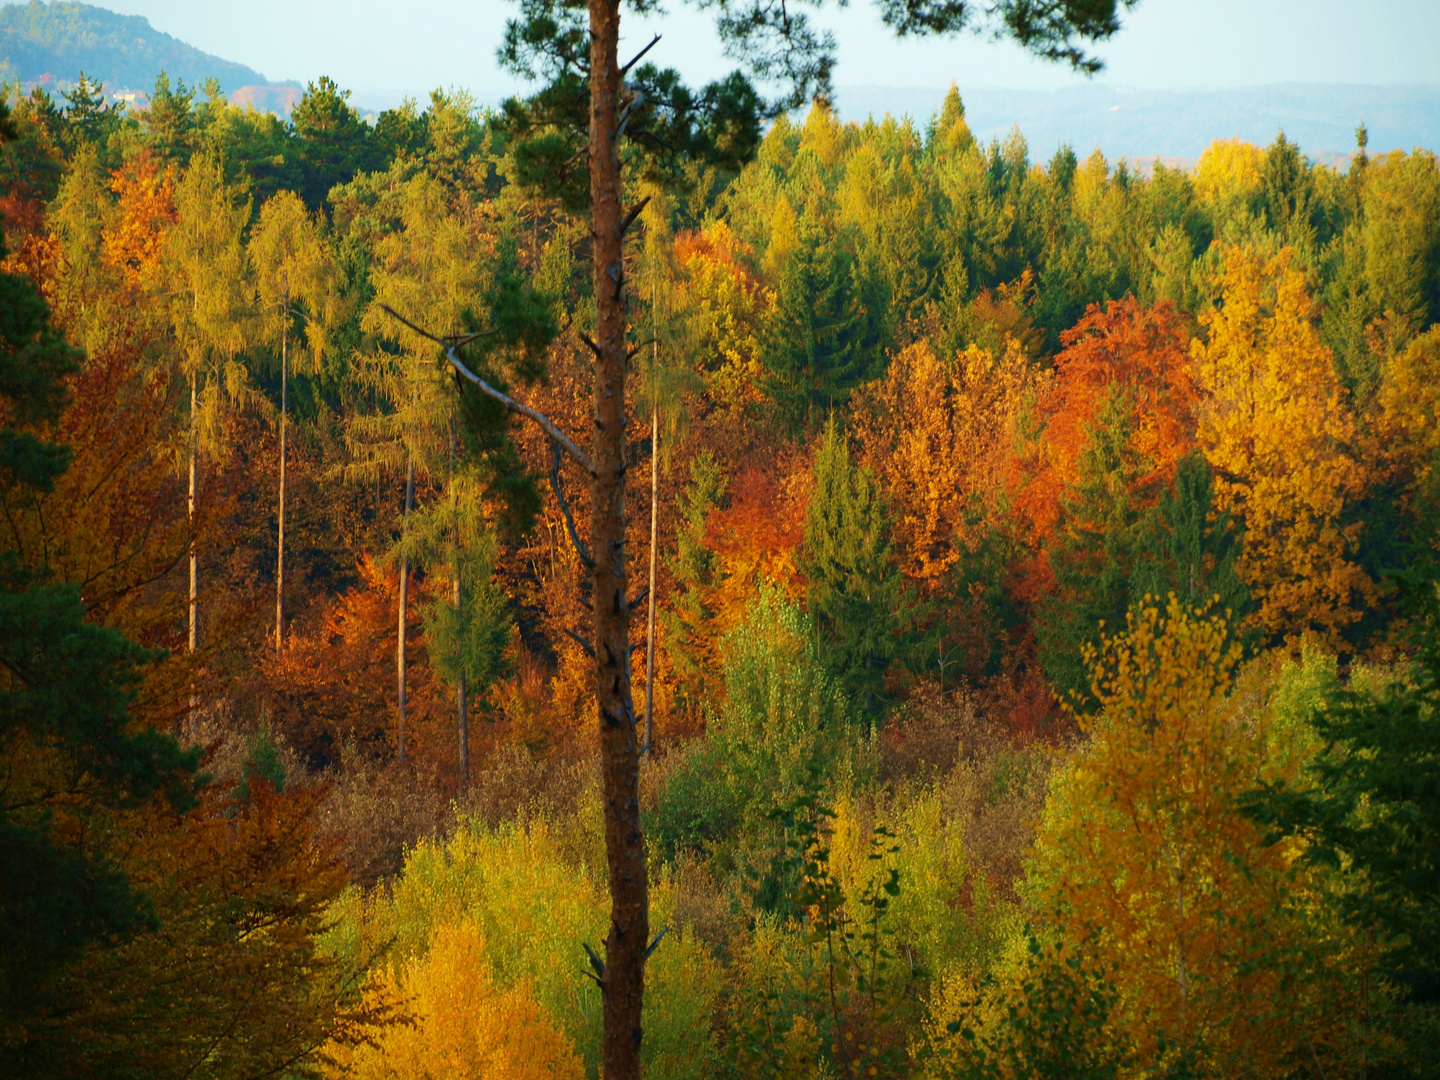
[2,7,1440,1077]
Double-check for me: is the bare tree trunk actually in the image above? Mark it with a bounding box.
[451,421,469,788]
[644,405,658,755]
[188,369,198,722]
[454,565,468,786]
[275,320,287,657]
[397,453,414,762]
[588,2,649,1076]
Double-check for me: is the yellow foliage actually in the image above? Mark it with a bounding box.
[1025,597,1360,1076]
[1194,245,1372,646]
[1377,325,1440,480]
[326,919,585,1080]
[1194,139,1264,208]
[675,221,773,416]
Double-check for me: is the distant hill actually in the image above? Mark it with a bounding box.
[0,0,289,96]
[836,83,1440,162]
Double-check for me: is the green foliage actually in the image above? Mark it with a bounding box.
[292,75,375,210]
[761,211,889,424]
[802,417,911,712]
[326,811,721,1079]
[726,796,919,1080]
[933,935,1133,1080]
[1247,566,1440,1002]
[1040,425,1246,707]
[234,725,287,800]
[662,450,728,716]
[651,590,851,862]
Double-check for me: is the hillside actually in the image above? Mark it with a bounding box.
[0,0,276,95]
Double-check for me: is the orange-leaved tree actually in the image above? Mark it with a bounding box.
[1018,296,1199,549]
[1195,245,1372,647]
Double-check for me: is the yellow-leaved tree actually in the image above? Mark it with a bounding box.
[1195,245,1372,647]
[327,919,585,1080]
[1014,598,1360,1076]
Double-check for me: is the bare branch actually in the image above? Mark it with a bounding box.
[578,332,604,360]
[620,195,652,236]
[626,337,658,361]
[626,587,648,612]
[551,440,596,571]
[563,628,597,658]
[378,305,593,474]
[619,33,662,76]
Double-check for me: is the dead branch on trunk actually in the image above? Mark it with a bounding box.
[380,304,593,474]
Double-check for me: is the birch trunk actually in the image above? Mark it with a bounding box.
[397,454,414,762]
[275,319,287,656]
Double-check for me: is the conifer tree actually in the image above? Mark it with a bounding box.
[802,417,907,712]
[162,153,253,679]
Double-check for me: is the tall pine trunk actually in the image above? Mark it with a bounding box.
[275,319,287,656]
[587,2,649,1075]
[397,454,414,762]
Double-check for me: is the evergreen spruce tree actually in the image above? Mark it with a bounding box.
[801,417,907,713]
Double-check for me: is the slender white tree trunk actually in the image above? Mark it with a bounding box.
[644,405,658,754]
[275,318,287,657]
[188,370,198,720]
[397,453,414,762]
[451,420,468,786]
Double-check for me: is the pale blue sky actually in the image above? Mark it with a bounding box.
[93,0,1440,108]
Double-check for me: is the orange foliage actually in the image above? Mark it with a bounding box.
[704,464,808,635]
[854,337,1040,589]
[1018,297,1199,542]
[267,556,444,767]
[101,152,177,286]
[45,779,372,1077]
[326,919,584,1080]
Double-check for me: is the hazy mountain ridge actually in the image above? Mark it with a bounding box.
[838,82,1440,161]
[0,0,287,95]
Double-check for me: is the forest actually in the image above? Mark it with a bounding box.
[2,22,1440,1080]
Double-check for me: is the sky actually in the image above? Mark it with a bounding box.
[92,0,1440,111]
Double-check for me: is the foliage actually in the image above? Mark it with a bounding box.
[1195,245,1372,647]
[802,416,912,711]
[1246,566,1440,1002]
[1025,597,1363,1076]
